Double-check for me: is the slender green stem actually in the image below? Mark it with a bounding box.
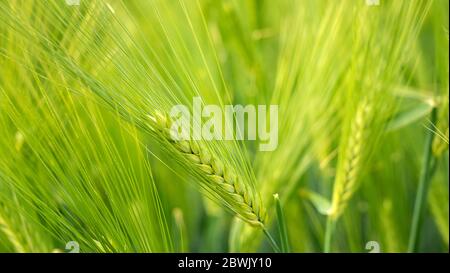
[407,107,437,253]
[273,193,290,253]
[262,227,281,253]
[172,208,187,252]
[324,216,335,253]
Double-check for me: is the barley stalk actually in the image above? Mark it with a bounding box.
[147,112,267,228]
[408,107,438,252]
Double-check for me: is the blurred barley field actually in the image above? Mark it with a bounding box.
[0,0,448,253]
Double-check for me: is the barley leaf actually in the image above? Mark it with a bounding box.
[299,189,331,215]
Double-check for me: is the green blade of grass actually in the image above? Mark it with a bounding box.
[262,227,281,253]
[408,107,438,252]
[273,193,290,253]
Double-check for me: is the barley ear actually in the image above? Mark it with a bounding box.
[0,213,25,253]
[148,112,267,227]
[328,100,372,219]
